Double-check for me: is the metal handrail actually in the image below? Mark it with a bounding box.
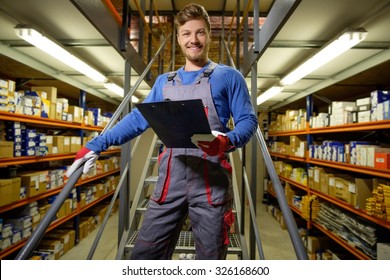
[255,127,308,260]
[15,34,171,260]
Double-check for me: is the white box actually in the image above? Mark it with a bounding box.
[356,97,370,106]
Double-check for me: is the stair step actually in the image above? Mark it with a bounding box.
[150,156,158,163]
[144,176,158,186]
[126,230,242,254]
[136,199,149,212]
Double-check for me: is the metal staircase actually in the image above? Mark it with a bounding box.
[124,134,244,259]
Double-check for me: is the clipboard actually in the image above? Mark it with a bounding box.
[135,99,211,148]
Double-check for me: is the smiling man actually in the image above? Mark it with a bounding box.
[66,3,258,260]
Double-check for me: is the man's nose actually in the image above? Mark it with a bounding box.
[189,33,199,43]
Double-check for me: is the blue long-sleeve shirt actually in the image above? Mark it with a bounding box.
[86,62,258,153]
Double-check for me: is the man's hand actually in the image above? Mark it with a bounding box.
[66,147,99,177]
[197,134,230,156]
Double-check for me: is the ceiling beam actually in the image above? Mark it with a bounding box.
[240,0,301,76]
[70,0,155,87]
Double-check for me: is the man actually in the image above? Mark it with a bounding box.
[66,3,258,260]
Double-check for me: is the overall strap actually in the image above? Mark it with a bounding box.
[166,71,179,86]
[197,61,218,84]
[165,61,218,86]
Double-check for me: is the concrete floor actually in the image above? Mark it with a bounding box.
[60,202,298,260]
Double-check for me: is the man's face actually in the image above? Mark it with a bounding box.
[177,19,211,65]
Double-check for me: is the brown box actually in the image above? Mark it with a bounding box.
[31,86,57,103]
[63,136,70,154]
[20,172,46,197]
[54,102,63,120]
[0,141,14,158]
[333,177,353,204]
[320,173,333,195]
[52,136,64,154]
[68,106,84,124]
[49,103,56,119]
[352,178,373,209]
[37,239,63,259]
[0,177,21,207]
[70,136,81,153]
[54,229,75,251]
[313,166,324,191]
[46,135,53,154]
[307,235,331,254]
[44,231,71,254]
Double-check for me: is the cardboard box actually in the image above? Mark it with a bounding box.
[37,239,63,259]
[0,178,21,207]
[31,86,57,103]
[351,178,373,209]
[0,141,14,158]
[306,235,332,254]
[68,106,84,124]
[20,172,47,197]
[63,136,70,154]
[44,231,71,254]
[333,177,353,204]
[52,136,64,154]
[54,102,63,120]
[70,136,81,153]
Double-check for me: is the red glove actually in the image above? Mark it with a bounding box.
[66,146,99,177]
[197,135,231,156]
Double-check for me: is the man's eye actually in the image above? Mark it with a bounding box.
[198,31,205,35]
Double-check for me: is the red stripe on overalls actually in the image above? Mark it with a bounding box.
[203,152,213,205]
[158,148,173,203]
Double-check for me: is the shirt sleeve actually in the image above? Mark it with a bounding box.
[212,66,258,149]
[85,75,166,153]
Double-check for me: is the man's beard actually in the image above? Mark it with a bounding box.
[182,44,209,63]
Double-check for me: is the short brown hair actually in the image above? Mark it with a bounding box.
[175,3,211,31]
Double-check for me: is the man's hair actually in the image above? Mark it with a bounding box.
[175,3,211,32]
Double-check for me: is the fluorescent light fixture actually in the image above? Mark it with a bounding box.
[14,25,107,83]
[104,82,139,103]
[280,28,367,86]
[257,85,284,105]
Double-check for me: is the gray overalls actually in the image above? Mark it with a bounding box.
[130,62,235,260]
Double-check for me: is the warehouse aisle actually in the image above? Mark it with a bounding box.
[60,202,297,260]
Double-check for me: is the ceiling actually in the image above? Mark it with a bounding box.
[0,0,389,114]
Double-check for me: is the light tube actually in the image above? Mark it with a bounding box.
[280,28,367,86]
[257,85,284,105]
[15,26,107,83]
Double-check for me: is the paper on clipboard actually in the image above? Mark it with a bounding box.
[135,99,212,148]
[190,130,227,147]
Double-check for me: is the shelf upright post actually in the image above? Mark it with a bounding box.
[306,94,313,163]
[306,94,313,230]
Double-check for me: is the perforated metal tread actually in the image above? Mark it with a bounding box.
[126,230,242,254]
[136,199,149,211]
[150,156,158,163]
[144,176,158,185]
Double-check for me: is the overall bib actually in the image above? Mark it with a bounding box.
[130,62,235,260]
